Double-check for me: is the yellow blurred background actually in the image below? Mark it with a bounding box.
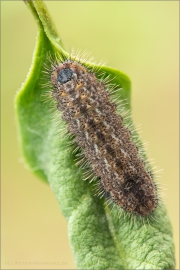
[1,1,179,269]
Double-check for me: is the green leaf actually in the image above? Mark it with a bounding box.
[15,1,175,269]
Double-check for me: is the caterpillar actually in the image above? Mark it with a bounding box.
[47,54,158,217]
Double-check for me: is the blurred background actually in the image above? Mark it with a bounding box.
[1,1,179,269]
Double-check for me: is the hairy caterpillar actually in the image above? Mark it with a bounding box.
[45,53,158,217]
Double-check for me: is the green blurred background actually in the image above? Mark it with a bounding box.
[1,1,179,269]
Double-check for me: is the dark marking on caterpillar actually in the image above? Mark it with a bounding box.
[48,56,158,217]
